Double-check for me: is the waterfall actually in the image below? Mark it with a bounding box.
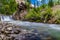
[1,16,14,21]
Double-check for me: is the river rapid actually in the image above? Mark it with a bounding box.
[0,15,60,39]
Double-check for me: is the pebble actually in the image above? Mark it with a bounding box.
[7,27,12,31]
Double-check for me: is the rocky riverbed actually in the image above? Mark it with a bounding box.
[0,22,56,40]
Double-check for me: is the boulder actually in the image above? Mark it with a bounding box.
[12,2,27,20]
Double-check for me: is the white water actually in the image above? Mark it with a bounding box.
[1,16,13,21]
[1,16,60,31]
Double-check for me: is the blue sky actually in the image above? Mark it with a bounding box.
[30,0,49,6]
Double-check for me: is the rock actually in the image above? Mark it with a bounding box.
[0,34,5,39]
[15,33,41,40]
[7,27,12,31]
[12,2,27,20]
[15,32,55,40]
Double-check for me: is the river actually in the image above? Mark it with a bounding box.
[0,15,60,39]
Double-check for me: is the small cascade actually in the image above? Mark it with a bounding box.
[1,16,14,21]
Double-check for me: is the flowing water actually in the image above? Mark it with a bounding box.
[1,16,13,21]
[1,15,60,39]
[1,16,60,30]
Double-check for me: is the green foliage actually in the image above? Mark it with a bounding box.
[53,10,60,24]
[41,0,45,4]
[24,0,60,23]
[57,0,60,4]
[0,0,17,15]
[40,7,52,23]
[25,0,31,11]
[52,0,60,5]
[25,6,52,23]
[48,0,54,7]
[25,9,35,19]
[41,4,48,9]
[25,7,41,22]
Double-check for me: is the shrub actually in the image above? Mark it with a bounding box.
[25,6,52,23]
[25,9,37,19]
[53,10,60,24]
[24,7,41,22]
[0,0,17,15]
[39,7,52,23]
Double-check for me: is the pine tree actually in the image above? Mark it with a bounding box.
[58,0,60,4]
[48,0,54,7]
[41,0,45,4]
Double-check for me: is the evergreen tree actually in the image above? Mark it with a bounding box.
[41,0,45,4]
[48,0,54,7]
[58,0,60,4]
[41,0,47,8]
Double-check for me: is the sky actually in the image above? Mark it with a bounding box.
[30,0,49,6]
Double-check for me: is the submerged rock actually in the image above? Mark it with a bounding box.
[15,32,55,40]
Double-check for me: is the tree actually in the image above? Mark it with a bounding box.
[0,0,17,15]
[58,0,60,4]
[48,0,54,7]
[41,0,45,4]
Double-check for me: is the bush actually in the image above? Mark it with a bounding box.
[24,7,41,22]
[0,0,17,15]
[39,7,52,23]
[53,10,60,24]
[25,6,52,23]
